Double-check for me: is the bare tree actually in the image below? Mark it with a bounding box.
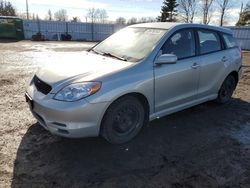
[86,8,108,23]
[138,17,157,23]
[44,9,53,21]
[99,9,108,23]
[48,9,52,21]
[54,9,68,21]
[36,14,39,20]
[146,17,157,22]
[32,13,35,20]
[217,0,230,26]
[127,17,137,25]
[86,8,97,23]
[116,17,126,25]
[0,0,16,16]
[139,17,147,23]
[71,17,81,22]
[201,0,214,24]
[178,0,196,23]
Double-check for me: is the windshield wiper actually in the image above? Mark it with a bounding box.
[102,52,127,61]
[90,49,127,61]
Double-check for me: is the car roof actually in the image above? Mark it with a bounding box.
[129,22,181,29]
[129,22,233,35]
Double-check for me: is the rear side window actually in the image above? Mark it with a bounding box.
[198,30,221,54]
[162,29,195,59]
[222,34,237,48]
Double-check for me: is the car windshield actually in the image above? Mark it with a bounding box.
[93,27,167,62]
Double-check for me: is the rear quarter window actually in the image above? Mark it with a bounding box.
[222,34,237,48]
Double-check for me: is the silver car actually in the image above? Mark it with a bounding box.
[25,23,242,144]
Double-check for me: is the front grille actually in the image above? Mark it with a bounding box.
[33,75,52,95]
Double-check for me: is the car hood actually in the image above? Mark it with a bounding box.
[36,52,133,85]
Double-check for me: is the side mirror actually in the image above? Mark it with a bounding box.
[155,54,177,65]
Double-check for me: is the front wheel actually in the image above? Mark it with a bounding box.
[101,96,145,144]
[216,75,236,104]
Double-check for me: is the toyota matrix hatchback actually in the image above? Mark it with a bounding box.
[25,23,242,144]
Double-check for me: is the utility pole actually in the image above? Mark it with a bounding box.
[26,0,29,20]
[240,2,244,15]
[91,18,94,41]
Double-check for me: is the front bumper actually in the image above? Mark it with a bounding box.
[25,84,108,138]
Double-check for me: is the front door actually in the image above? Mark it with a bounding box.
[154,29,200,113]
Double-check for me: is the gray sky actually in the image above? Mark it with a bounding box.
[9,0,250,25]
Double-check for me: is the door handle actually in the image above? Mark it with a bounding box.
[221,56,228,62]
[191,63,200,69]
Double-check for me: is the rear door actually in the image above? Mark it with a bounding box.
[221,33,242,67]
[154,29,200,113]
[196,29,229,98]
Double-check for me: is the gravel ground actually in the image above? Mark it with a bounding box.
[0,41,250,188]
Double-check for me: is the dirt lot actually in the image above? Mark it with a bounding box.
[0,41,250,188]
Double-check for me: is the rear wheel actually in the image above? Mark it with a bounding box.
[216,75,236,104]
[101,96,145,144]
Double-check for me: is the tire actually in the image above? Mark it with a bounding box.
[216,75,236,104]
[101,96,145,144]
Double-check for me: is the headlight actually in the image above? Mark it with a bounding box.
[54,82,101,102]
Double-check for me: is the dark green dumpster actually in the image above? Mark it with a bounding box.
[0,16,24,40]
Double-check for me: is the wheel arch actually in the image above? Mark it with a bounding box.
[228,71,239,88]
[99,92,150,135]
[218,70,239,92]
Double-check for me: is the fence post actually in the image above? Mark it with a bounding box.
[112,24,115,34]
[37,18,41,33]
[66,22,68,34]
[91,21,94,41]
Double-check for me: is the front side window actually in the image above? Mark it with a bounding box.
[162,29,195,59]
[198,30,221,54]
[222,34,237,48]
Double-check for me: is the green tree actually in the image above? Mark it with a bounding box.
[0,0,16,16]
[158,0,178,22]
[236,3,250,26]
